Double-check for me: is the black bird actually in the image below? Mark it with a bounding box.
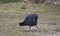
[19,14,38,31]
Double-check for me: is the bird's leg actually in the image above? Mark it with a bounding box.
[36,25,38,31]
[29,26,31,31]
[36,25,39,31]
[36,25,40,32]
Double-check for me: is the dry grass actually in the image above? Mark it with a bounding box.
[0,2,60,36]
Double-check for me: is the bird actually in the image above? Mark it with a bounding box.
[19,14,38,31]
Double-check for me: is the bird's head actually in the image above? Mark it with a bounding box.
[19,22,24,26]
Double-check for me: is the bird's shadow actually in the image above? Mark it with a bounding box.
[21,29,41,32]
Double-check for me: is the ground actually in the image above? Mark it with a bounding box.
[0,2,60,36]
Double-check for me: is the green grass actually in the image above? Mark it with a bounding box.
[0,0,22,3]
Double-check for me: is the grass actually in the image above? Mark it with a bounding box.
[0,0,22,3]
[0,2,60,36]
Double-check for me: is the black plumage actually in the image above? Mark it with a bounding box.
[19,14,38,31]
